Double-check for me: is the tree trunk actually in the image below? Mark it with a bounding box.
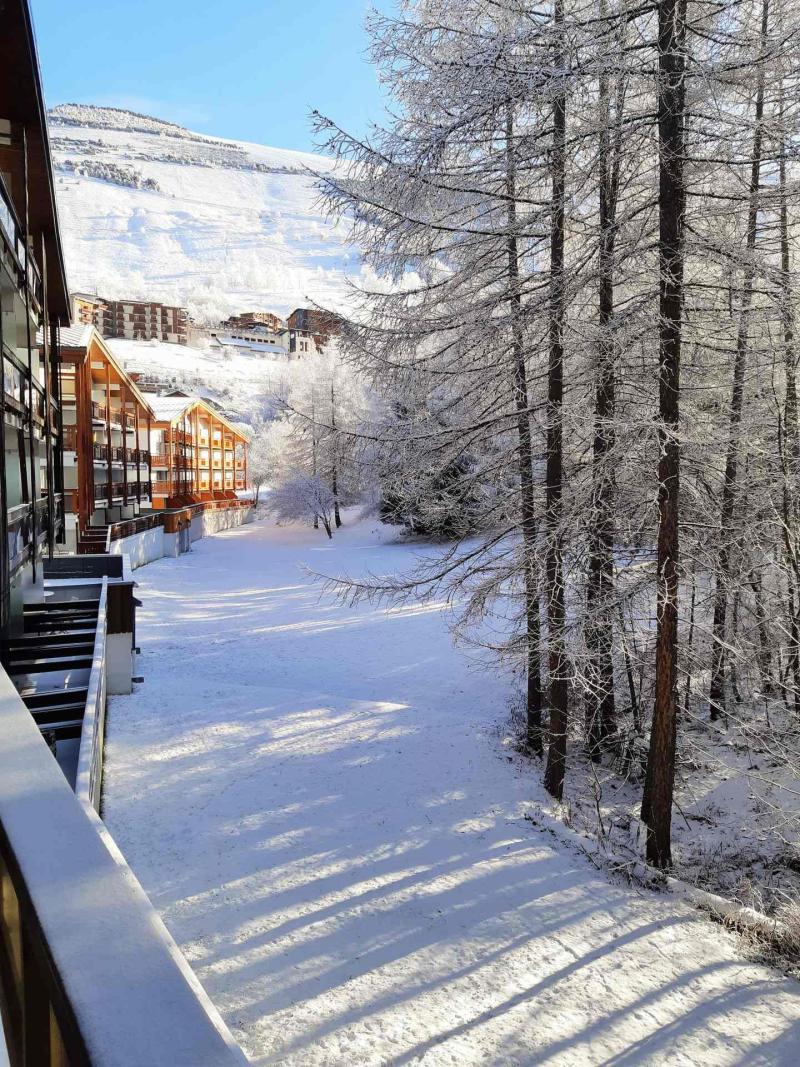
[641,0,687,867]
[778,83,800,715]
[543,0,569,800]
[586,33,623,759]
[311,397,319,530]
[708,0,768,720]
[331,381,343,528]
[505,99,543,755]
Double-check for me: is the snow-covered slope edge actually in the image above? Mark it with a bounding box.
[49,104,361,323]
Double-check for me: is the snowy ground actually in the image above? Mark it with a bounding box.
[103,515,800,1065]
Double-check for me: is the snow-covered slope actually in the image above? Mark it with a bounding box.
[105,337,292,423]
[49,104,361,323]
[104,516,800,1065]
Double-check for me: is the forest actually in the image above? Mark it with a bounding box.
[252,0,800,931]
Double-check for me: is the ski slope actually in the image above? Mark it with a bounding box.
[104,337,293,424]
[102,514,800,1065]
[49,104,361,324]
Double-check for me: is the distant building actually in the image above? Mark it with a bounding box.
[71,292,188,345]
[72,291,105,325]
[287,307,340,352]
[223,310,284,333]
[99,298,188,344]
[209,325,289,359]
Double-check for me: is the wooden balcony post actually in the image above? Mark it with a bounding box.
[135,401,142,504]
[147,413,153,500]
[167,419,174,500]
[194,404,200,497]
[121,382,129,507]
[105,361,112,510]
[83,354,94,532]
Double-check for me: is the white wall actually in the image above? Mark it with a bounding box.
[109,527,165,570]
[107,508,253,571]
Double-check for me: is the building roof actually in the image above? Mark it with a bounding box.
[212,335,288,355]
[56,322,95,348]
[147,395,195,422]
[56,324,156,413]
[148,394,246,438]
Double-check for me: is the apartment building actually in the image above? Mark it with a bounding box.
[209,324,289,358]
[71,291,189,344]
[0,14,69,637]
[98,298,188,344]
[222,310,284,333]
[59,324,154,552]
[287,306,340,352]
[148,395,248,507]
[72,290,104,325]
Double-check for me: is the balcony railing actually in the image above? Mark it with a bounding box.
[91,401,106,422]
[109,512,165,542]
[0,172,43,307]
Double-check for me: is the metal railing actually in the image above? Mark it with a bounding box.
[75,580,108,811]
[0,172,43,307]
[109,512,164,542]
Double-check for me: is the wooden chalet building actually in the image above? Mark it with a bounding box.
[148,395,248,508]
[58,324,154,551]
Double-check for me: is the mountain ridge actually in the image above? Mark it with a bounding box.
[49,103,360,324]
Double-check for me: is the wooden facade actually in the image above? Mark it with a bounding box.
[148,396,248,508]
[58,326,154,549]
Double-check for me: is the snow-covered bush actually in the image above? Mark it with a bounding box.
[269,475,336,538]
[58,158,159,191]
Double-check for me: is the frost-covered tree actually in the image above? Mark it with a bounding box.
[310,0,800,875]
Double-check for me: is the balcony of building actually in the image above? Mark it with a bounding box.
[0,589,244,1066]
[0,171,43,314]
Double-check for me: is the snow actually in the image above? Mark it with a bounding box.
[49,105,363,323]
[104,337,292,422]
[103,514,800,1065]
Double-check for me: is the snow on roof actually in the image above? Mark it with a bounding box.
[212,336,288,355]
[57,322,95,348]
[147,395,196,422]
[147,393,245,437]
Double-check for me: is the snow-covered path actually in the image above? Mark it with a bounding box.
[104,517,800,1065]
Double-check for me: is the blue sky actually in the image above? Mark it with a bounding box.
[32,0,392,153]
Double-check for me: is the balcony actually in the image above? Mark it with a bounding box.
[0,664,246,1066]
[0,172,43,308]
[91,401,106,423]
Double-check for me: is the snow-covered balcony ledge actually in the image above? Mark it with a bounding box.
[0,667,247,1067]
